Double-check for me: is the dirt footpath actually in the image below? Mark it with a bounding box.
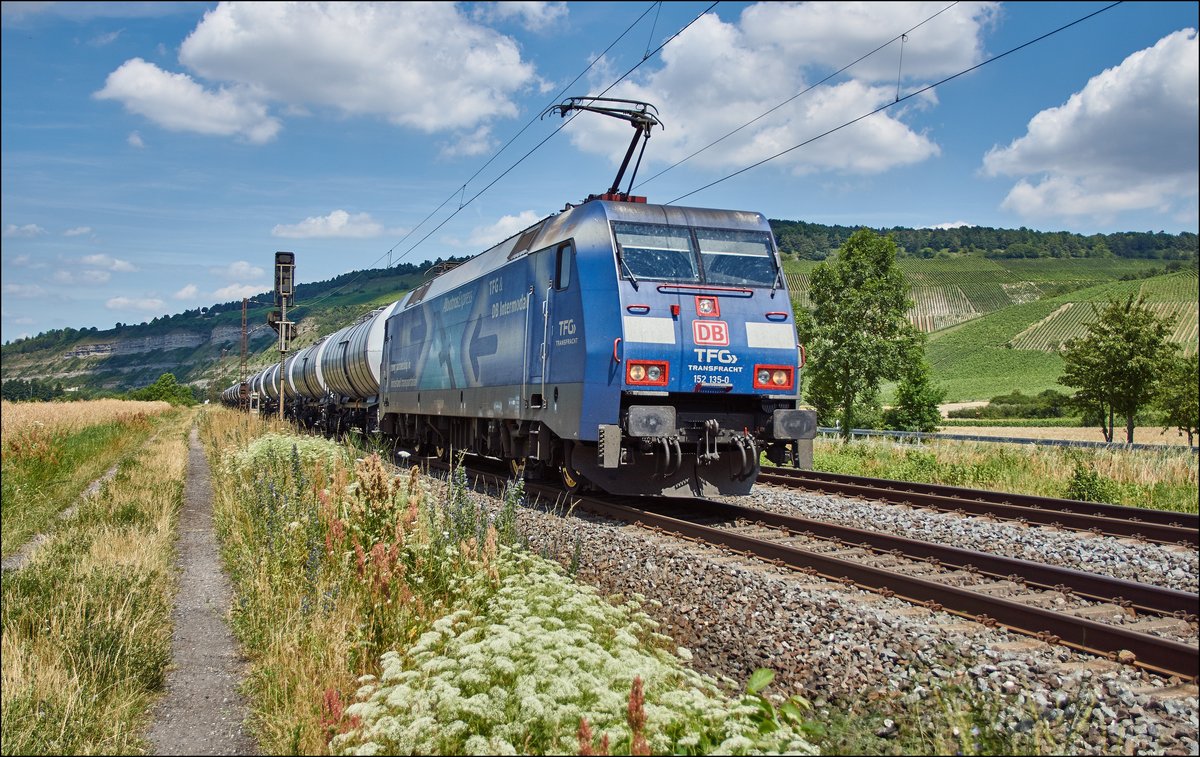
[148,427,258,756]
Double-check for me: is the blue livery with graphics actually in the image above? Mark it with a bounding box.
[229,197,817,497]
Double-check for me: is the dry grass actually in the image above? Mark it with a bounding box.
[943,424,1195,446]
[815,434,1197,512]
[1,399,172,447]
[1,413,191,754]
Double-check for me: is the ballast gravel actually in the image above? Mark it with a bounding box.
[434,473,1198,755]
[737,486,1199,594]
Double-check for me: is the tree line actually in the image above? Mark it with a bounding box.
[1,373,200,406]
[797,230,1198,446]
[771,219,1198,261]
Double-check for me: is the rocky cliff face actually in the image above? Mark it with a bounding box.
[63,327,243,359]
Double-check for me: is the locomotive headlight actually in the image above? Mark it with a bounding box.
[627,360,669,386]
[753,364,794,390]
[696,296,718,316]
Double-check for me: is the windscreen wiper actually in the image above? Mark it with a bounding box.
[616,243,640,290]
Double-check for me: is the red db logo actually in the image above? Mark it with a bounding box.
[692,320,729,346]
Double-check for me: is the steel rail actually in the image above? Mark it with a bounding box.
[756,469,1198,548]
[557,492,1197,681]
[671,497,1197,617]
[430,458,1197,680]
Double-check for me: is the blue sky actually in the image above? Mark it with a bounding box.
[2,1,1197,344]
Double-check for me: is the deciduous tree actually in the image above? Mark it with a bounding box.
[1155,352,1198,446]
[796,229,920,440]
[1060,295,1177,444]
[883,350,946,433]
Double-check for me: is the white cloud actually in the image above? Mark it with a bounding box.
[922,221,974,229]
[64,226,93,236]
[3,223,46,238]
[53,269,112,285]
[81,253,136,272]
[983,29,1199,221]
[89,29,122,46]
[170,3,534,136]
[474,2,568,32]
[467,210,543,247]
[213,283,266,301]
[439,125,496,158]
[94,57,282,144]
[106,296,166,312]
[271,209,384,239]
[174,283,199,300]
[2,283,45,298]
[9,254,32,267]
[211,260,265,280]
[566,2,994,178]
[127,131,145,148]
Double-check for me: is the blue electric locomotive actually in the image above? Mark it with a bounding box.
[230,97,817,496]
[376,197,816,496]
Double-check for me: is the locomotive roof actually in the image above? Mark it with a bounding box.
[399,199,771,310]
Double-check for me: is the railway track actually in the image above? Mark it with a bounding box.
[755,467,1200,548]
[434,458,1198,681]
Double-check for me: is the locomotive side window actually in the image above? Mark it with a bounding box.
[612,222,699,283]
[695,228,777,286]
[555,241,573,290]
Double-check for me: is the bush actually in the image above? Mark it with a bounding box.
[948,390,1071,420]
[1064,462,1120,504]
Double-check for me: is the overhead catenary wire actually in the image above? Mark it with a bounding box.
[378,1,719,273]
[633,1,961,191]
[665,1,1123,206]
[290,1,665,317]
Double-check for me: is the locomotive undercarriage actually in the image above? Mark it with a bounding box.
[374,392,815,497]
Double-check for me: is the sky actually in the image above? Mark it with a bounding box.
[2,1,1197,344]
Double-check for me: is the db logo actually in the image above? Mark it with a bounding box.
[692,320,729,346]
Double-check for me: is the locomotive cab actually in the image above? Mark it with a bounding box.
[562,201,816,496]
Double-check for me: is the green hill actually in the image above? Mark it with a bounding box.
[785,256,1197,403]
[0,262,444,398]
[3,217,1196,404]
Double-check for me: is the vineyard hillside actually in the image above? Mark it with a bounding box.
[784,258,1197,402]
[923,270,1198,401]
[784,257,1183,335]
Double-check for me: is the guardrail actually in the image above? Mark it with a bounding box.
[817,427,1199,454]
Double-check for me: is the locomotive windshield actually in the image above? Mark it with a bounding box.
[695,228,777,286]
[612,223,700,283]
[612,221,777,286]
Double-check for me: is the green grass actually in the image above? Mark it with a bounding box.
[204,412,819,755]
[813,437,1197,513]
[0,418,188,755]
[1,419,159,557]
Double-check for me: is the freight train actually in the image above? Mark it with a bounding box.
[224,196,816,497]
[224,99,816,496]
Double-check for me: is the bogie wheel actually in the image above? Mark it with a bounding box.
[560,463,588,493]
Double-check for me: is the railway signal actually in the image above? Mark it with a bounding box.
[272,251,296,421]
